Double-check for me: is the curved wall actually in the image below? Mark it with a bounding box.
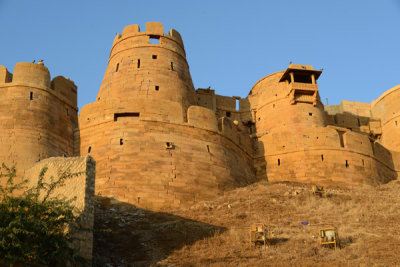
[79,23,255,210]
[248,72,327,135]
[371,84,400,151]
[0,63,78,177]
[248,71,397,185]
[96,22,197,121]
[79,101,255,210]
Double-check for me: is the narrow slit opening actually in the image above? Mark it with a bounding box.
[137,59,140,68]
[88,146,91,153]
[321,154,324,161]
[30,92,33,100]
[120,138,124,145]
[278,159,280,166]
[345,160,349,168]
[116,63,119,72]
[171,62,174,70]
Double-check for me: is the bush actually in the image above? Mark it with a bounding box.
[0,163,87,266]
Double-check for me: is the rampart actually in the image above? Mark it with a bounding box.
[78,22,256,210]
[0,62,78,178]
[1,21,399,213]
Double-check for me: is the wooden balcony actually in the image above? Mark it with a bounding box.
[288,82,319,106]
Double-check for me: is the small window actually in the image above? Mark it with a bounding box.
[258,117,261,121]
[226,111,231,117]
[395,121,398,126]
[137,59,141,68]
[278,159,280,166]
[171,62,174,70]
[152,55,157,59]
[362,159,365,166]
[88,146,91,153]
[206,145,210,153]
[321,154,324,161]
[120,138,124,145]
[116,63,119,72]
[155,86,159,91]
[114,112,140,121]
[345,160,349,168]
[236,99,239,111]
[166,142,174,149]
[149,36,160,44]
[30,92,33,100]
[309,113,313,116]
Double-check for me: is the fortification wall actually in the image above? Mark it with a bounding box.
[0,63,78,177]
[371,84,400,151]
[254,126,396,185]
[247,66,397,185]
[325,101,374,134]
[78,99,255,210]
[24,156,95,261]
[79,22,255,210]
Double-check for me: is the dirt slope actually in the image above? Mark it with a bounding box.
[93,180,400,266]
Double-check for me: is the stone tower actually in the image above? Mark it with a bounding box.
[78,22,255,210]
[95,22,197,121]
[0,62,78,177]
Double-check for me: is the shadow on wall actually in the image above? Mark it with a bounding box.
[93,197,226,266]
[325,111,375,134]
[253,139,267,181]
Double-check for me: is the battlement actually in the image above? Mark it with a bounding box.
[113,22,184,48]
[0,62,77,108]
[12,62,51,88]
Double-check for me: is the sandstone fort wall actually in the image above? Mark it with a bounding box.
[1,21,399,214]
[0,62,78,178]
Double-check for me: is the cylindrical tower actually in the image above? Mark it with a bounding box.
[79,22,256,210]
[249,64,326,135]
[96,22,197,121]
[371,84,400,151]
[0,62,78,178]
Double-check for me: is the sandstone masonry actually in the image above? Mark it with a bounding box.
[1,22,399,214]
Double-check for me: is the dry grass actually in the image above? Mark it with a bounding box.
[158,180,400,266]
[93,180,400,266]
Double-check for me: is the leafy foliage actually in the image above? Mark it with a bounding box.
[0,163,88,266]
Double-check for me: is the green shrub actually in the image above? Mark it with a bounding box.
[0,164,88,266]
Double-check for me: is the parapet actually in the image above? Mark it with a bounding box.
[114,22,184,48]
[0,65,11,83]
[12,62,50,88]
[51,76,78,107]
[0,62,78,109]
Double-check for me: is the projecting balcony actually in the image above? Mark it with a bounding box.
[288,82,319,106]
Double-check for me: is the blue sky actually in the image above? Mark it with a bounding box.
[0,0,399,109]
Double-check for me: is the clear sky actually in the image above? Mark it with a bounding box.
[0,0,399,110]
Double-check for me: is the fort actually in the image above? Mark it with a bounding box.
[1,21,399,225]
